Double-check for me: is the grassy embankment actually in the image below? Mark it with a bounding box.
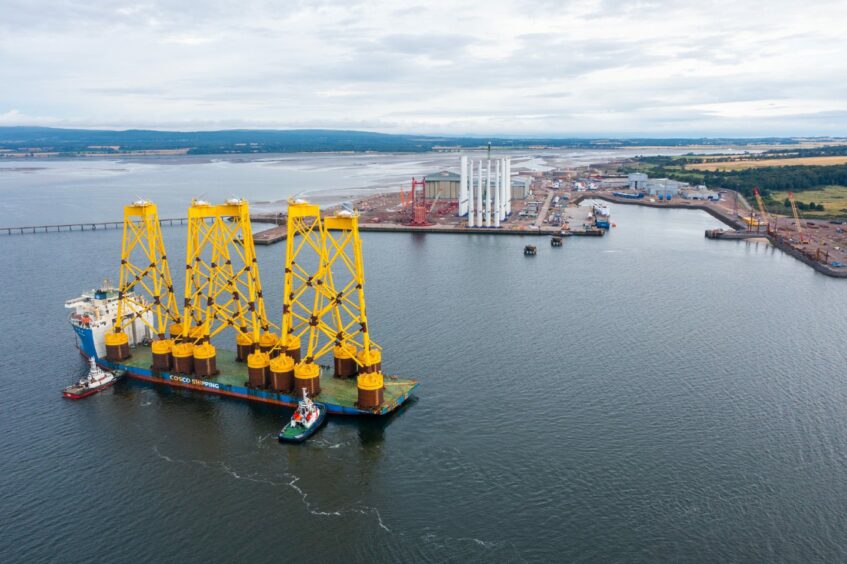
[769,186,847,218]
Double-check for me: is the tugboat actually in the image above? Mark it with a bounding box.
[63,357,125,399]
[278,390,327,443]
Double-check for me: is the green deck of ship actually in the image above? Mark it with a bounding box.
[122,345,417,409]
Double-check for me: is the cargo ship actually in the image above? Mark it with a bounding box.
[593,203,611,229]
[67,281,418,415]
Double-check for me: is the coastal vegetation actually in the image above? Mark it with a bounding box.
[770,186,847,217]
[0,126,821,157]
[684,156,847,171]
[626,156,847,218]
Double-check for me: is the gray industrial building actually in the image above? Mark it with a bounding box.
[424,171,461,199]
[511,176,532,199]
[646,179,687,197]
[628,172,648,190]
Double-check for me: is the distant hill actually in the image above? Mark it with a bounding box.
[0,126,816,156]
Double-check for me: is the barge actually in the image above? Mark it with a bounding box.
[66,199,419,417]
[68,283,418,415]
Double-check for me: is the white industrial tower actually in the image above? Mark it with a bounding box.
[461,154,512,228]
[467,157,475,227]
[494,160,501,228]
[476,159,483,227]
[459,155,469,217]
[484,160,492,227]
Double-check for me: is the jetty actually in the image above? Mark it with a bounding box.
[2,217,188,235]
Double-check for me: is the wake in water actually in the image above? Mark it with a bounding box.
[151,443,390,532]
[150,441,510,555]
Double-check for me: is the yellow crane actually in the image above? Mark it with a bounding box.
[752,187,771,234]
[788,192,806,244]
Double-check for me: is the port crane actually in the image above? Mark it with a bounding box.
[752,187,772,234]
[403,177,430,226]
[788,192,807,244]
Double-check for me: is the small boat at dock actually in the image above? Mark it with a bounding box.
[278,390,327,443]
[63,357,125,399]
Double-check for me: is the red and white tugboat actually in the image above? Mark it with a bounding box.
[63,357,125,399]
[278,390,327,443]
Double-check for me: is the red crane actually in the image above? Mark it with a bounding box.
[405,177,431,226]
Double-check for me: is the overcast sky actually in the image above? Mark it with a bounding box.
[1,0,845,136]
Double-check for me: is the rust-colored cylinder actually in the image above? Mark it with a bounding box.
[269,368,293,393]
[247,352,270,388]
[282,334,301,364]
[106,342,130,362]
[152,351,171,371]
[236,333,254,361]
[357,387,384,409]
[287,347,301,363]
[333,344,358,379]
[357,349,382,374]
[269,355,295,393]
[193,343,217,378]
[294,362,321,397]
[172,343,194,374]
[151,339,173,371]
[105,332,130,361]
[357,371,384,409]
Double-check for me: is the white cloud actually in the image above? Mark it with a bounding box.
[0,0,845,136]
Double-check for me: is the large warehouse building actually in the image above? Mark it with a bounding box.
[424,171,461,199]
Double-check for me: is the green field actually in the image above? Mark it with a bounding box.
[770,186,847,218]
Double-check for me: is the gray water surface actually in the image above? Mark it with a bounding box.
[1,158,846,562]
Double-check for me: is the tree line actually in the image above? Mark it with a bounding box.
[629,157,847,199]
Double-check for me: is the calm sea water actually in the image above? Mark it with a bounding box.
[1,155,847,562]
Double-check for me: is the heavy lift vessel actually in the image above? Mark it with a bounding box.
[66,198,418,415]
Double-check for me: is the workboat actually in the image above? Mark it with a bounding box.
[279,390,327,443]
[63,357,125,399]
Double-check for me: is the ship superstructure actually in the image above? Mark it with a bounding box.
[66,282,152,358]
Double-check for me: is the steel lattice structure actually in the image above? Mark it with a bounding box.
[182,199,270,344]
[318,210,379,362]
[113,200,180,338]
[280,200,330,361]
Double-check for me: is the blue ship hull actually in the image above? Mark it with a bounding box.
[70,325,416,416]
